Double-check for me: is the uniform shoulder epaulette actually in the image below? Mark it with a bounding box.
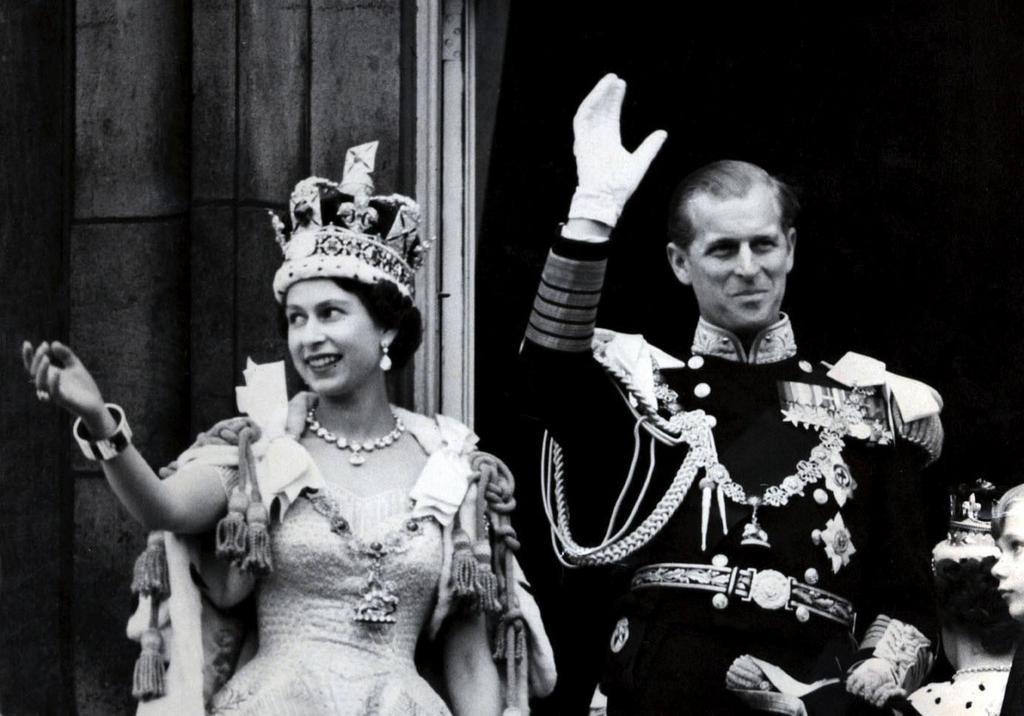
[591,329,686,416]
[589,329,692,442]
[826,351,944,464]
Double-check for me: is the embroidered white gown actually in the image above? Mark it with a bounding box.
[208,484,451,715]
[908,670,1009,716]
[131,407,554,716]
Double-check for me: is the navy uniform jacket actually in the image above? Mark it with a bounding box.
[521,236,943,715]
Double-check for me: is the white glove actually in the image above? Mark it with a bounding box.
[569,73,667,228]
[846,657,905,708]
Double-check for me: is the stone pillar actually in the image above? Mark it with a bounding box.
[72,1,190,712]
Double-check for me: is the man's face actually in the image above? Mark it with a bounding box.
[993,504,1024,621]
[666,183,796,337]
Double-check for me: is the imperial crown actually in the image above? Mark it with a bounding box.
[271,141,427,301]
[932,479,999,563]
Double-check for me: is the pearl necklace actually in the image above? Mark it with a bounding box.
[305,408,406,466]
[954,665,1012,676]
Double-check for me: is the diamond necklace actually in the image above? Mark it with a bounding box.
[305,408,406,466]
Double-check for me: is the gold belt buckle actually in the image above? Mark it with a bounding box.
[748,569,791,610]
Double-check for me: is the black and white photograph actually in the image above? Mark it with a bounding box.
[3,2,1024,714]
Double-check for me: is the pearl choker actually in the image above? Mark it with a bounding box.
[954,665,1012,676]
[305,408,406,466]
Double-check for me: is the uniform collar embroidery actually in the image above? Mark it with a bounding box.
[691,314,797,365]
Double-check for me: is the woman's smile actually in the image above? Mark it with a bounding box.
[306,353,343,371]
[286,279,393,399]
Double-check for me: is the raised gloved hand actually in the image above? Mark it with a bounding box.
[568,73,667,229]
[846,657,905,708]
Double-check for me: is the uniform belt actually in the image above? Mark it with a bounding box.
[631,562,856,631]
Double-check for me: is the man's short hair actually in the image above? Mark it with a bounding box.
[993,483,1024,539]
[666,160,801,249]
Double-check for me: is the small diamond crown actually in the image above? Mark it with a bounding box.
[932,479,1001,565]
[937,479,999,553]
[271,141,429,301]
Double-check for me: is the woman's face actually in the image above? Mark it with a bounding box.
[284,279,394,398]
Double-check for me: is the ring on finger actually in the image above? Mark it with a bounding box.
[36,389,50,402]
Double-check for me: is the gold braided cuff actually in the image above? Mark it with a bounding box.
[858,615,933,691]
[525,248,607,353]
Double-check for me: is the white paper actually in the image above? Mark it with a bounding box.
[235,358,289,439]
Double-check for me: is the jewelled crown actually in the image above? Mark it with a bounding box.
[271,141,428,301]
[932,479,1000,563]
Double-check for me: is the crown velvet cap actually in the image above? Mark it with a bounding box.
[271,141,427,301]
[932,481,1001,563]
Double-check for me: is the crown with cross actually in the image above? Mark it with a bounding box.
[270,141,428,301]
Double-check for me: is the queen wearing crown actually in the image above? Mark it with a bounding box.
[22,142,555,715]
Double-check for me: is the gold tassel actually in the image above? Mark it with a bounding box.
[131,532,169,598]
[241,501,273,576]
[216,487,249,562]
[514,620,526,660]
[475,562,502,614]
[236,426,272,576]
[492,619,508,661]
[452,529,478,599]
[132,626,166,700]
[471,540,501,613]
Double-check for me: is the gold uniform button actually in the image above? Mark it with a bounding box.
[610,618,630,653]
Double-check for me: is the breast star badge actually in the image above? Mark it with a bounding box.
[820,512,856,573]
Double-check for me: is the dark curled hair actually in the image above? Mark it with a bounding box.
[934,556,1022,655]
[277,278,423,370]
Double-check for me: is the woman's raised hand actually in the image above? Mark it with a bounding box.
[568,73,668,228]
[22,340,107,424]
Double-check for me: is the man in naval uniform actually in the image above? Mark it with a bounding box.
[521,74,945,715]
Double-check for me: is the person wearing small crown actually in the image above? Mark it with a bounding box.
[521,74,945,714]
[904,484,1021,715]
[23,141,555,715]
